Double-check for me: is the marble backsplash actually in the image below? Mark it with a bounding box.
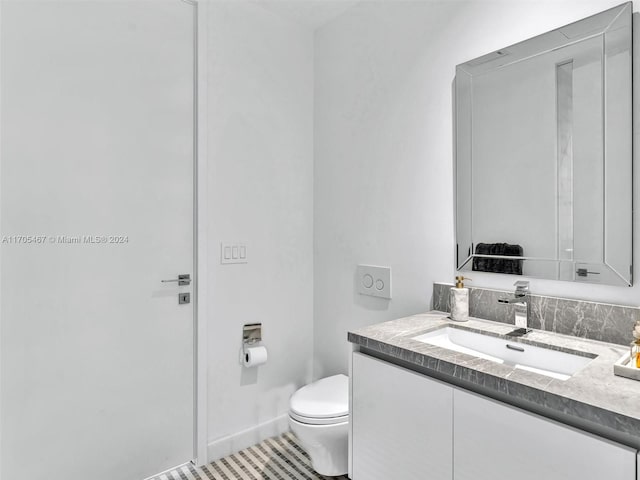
[432,282,639,346]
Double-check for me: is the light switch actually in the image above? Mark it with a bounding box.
[221,242,248,264]
[357,265,391,299]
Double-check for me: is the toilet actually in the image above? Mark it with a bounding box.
[288,374,349,476]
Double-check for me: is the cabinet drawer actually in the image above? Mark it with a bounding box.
[351,352,453,480]
[454,388,636,480]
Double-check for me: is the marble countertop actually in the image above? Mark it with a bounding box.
[348,312,640,440]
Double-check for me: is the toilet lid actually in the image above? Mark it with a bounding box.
[290,374,348,419]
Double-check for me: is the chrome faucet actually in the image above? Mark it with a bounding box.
[498,281,530,335]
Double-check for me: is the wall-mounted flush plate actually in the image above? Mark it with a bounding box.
[357,264,391,299]
[221,242,248,264]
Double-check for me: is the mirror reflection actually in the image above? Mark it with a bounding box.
[455,2,633,286]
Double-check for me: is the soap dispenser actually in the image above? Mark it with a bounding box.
[450,276,470,322]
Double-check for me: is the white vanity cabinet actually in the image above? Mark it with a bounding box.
[454,389,636,480]
[351,352,453,480]
[351,352,637,480]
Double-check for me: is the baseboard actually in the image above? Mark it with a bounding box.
[206,414,290,463]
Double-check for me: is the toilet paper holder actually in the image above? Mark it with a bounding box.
[243,323,262,347]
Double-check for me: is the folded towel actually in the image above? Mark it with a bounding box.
[472,243,523,275]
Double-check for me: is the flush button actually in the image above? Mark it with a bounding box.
[356,265,392,299]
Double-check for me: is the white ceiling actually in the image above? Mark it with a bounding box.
[251,0,360,30]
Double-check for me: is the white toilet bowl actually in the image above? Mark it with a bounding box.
[288,374,349,476]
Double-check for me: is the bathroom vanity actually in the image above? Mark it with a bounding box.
[348,3,639,477]
[357,3,640,478]
[348,313,640,480]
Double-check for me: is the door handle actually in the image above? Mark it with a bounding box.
[506,344,525,352]
[161,274,191,286]
[576,268,600,277]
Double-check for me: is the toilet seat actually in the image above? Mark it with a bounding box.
[289,374,348,425]
[289,411,349,426]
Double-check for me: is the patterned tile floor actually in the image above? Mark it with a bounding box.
[151,431,349,480]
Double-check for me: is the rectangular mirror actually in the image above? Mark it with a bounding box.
[455,2,633,286]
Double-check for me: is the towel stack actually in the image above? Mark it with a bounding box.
[472,243,523,275]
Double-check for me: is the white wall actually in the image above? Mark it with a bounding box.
[206,1,314,457]
[313,0,637,378]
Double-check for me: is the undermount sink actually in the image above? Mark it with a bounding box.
[412,326,595,381]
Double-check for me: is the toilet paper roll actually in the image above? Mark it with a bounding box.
[244,346,268,368]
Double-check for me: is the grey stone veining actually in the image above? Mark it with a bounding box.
[432,282,451,311]
[348,313,640,440]
[432,282,640,346]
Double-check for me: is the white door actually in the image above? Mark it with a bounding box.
[0,2,195,479]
